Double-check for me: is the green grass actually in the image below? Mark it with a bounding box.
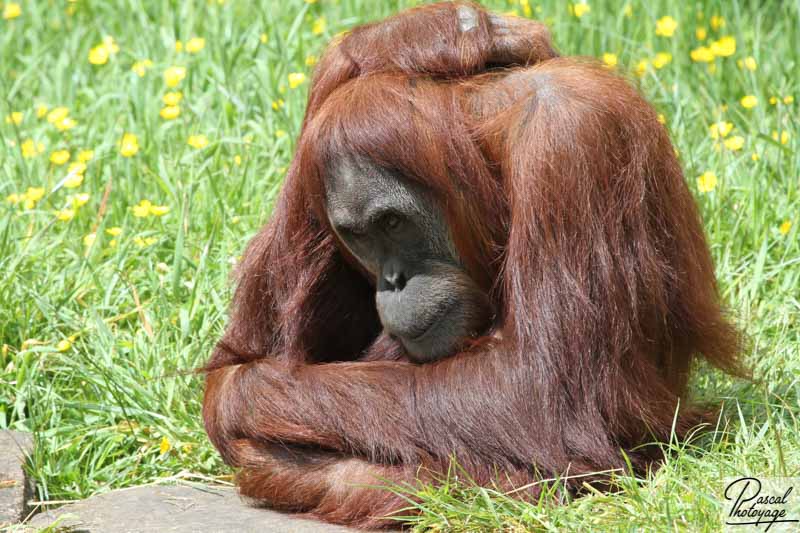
[1,0,798,530]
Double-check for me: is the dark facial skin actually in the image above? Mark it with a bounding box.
[325,159,492,363]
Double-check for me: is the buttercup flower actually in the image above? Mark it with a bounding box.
[133,199,153,217]
[709,122,733,139]
[36,105,48,118]
[696,27,707,40]
[187,134,209,149]
[119,133,140,157]
[723,136,744,151]
[21,139,45,158]
[571,3,590,18]
[5,112,23,125]
[710,15,725,31]
[160,106,180,120]
[602,53,618,67]
[771,131,790,145]
[186,37,205,53]
[56,208,76,221]
[655,16,678,37]
[779,220,792,236]
[23,187,45,209]
[2,3,21,19]
[164,66,187,88]
[784,96,794,104]
[83,233,96,247]
[312,17,326,35]
[56,340,72,352]
[70,193,90,207]
[288,72,306,89]
[710,36,736,57]
[163,92,183,106]
[697,171,717,193]
[305,55,318,67]
[88,36,119,65]
[77,150,94,163]
[740,95,757,109]
[652,52,672,69]
[132,59,154,77]
[741,56,757,71]
[272,99,284,110]
[106,227,123,236]
[47,107,69,124]
[690,46,714,63]
[50,150,71,166]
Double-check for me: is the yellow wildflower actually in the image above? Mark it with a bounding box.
[741,56,756,71]
[740,95,757,109]
[312,17,326,35]
[710,36,736,57]
[784,95,794,104]
[652,52,672,69]
[50,150,71,166]
[723,136,744,151]
[602,53,618,67]
[149,205,170,216]
[6,193,23,205]
[2,3,22,19]
[163,92,183,106]
[21,139,45,158]
[5,112,23,125]
[70,193,90,207]
[696,27,707,40]
[690,46,714,63]
[696,171,717,193]
[187,134,209,149]
[175,40,183,53]
[47,107,69,124]
[571,3,590,18]
[160,106,181,120]
[635,59,649,77]
[164,66,187,88]
[106,227,123,237]
[711,119,732,134]
[770,96,778,105]
[657,114,666,124]
[119,133,140,157]
[64,163,86,188]
[288,72,306,89]
[134,236,158,248]
[56,340,72,352]
[88,45,110,65]
[305,55,318,67]
[23,187,45,209]
[54,117,77,131]
[160,436,172,454]
[623,5,632,18]
[78,150,94,162]
[272,99,284,110]
[102,36,119,54]
[779,220,792,236]
[233,155,242,166]
[186,37,205,53]
[132,59,154,77]
[751,152,760,161]
[83,233,96,247]
[710,15,725,31]
[655,16,678,37]
[275,129,287,138]
[56,208,76,221]
[260,33,268,44]
[771,131,790,145]
[133,199,153,217]
[36,105,48,118]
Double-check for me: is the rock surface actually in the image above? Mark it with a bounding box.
[0,430,34,527]
[25,484,361,532]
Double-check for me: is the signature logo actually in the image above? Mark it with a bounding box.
[724,477,799,531]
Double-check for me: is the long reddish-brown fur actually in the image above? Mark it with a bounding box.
[202,2,741,528]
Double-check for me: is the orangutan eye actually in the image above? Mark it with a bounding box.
[380,213,403,232]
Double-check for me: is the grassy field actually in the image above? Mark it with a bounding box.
[1,0,798,530]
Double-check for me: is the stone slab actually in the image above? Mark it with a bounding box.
[25,483,360,532]
[0,430,34,527]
